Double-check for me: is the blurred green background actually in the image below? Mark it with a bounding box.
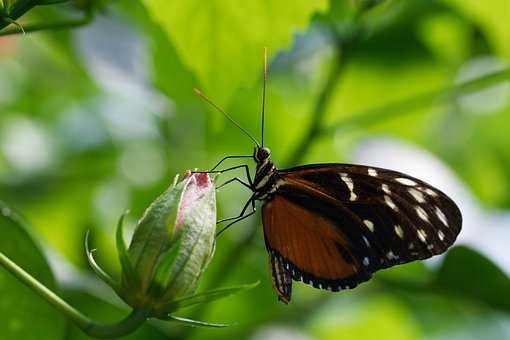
[1,0,510,339]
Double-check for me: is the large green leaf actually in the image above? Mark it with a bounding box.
[441,0,510,58]
[141,0,328,104]
[309,296,422,340]
[0,202,66,340]
[436,245,510,312]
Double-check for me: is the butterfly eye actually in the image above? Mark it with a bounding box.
[256,147,271,161]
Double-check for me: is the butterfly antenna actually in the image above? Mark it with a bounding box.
[194,88,260,147]
[261,47,268,147]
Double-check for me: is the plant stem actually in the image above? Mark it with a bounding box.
[0,0,38,30]
[284,31,356,166]
[0,251,149,339]
[0,12,93,36]
[38,0,71,5]
[84,309,149,339]
[319,68,510,136]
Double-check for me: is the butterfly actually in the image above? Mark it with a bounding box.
[195,49,462,303]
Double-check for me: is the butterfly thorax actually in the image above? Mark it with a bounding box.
[253,147,279,200]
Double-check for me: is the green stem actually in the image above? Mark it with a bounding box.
[0,0,38,27]
[320,67,510,136]
[284,31,357,166]
[37,0,71,5]
[0,251,149,339]
[0,12,93,36]
[0,0,37,30]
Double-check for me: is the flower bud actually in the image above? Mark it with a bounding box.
[86,172,216,316]
[85,171,258,325]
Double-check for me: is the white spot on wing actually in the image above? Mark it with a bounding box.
[340,173,357,201]
[382,183,391,194]
[395,177,417,186]
[384,195,398,210]
[438,230,445,241]
[363,257,370,266]
[423,188,438,197]
[435,206,448,226]
[368,168,378,177]
[416,206,429,222]
[417,229,427,243]
[386,251,398,260]
[363,219,374,232]
[394,225,404,238]
[408,188,426,203]
[362,236,371,247]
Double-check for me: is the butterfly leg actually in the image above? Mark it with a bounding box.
[217,177,251,190]
[205,164,254,187]
[208,155,253,172]
[217,195,256,223]
[216,197,256,237]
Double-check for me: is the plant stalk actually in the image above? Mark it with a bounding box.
[0,12,93,36]
[0,251,149,339]
[0,0,38,30]
[320,67,510,136]
[284,30,357,166]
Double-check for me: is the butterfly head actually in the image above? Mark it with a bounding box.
[254,146,271,164]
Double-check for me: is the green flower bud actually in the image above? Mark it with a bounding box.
[85,171,258,326]
[87,172,216,317]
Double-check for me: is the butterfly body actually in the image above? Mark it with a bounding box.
[249,146,462,303]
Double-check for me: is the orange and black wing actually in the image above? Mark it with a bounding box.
[262,164,462,302]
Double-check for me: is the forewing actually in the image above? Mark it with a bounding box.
[262,163,462,296]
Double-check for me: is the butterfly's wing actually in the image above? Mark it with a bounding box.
[267,248,293,303]
[262,164,462,302]
[263,194,371,303]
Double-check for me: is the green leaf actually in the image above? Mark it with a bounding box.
[84,230,119,292]
[164,315,230,328]
[141,0,329,104]
[0,202,66,340]
[436,245,510,312]
[309,296,422,340]
[162,281,259,311]
[115,211,137,288]
[441,0,510,58]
